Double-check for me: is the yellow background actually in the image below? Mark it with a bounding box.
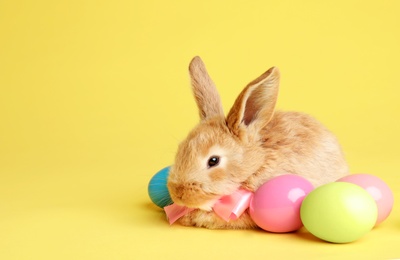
[1,0,399,259]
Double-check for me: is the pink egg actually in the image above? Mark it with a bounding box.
[249,174,314,233]
[337,174,394,225]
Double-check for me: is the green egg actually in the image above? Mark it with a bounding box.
[300,182,377,243]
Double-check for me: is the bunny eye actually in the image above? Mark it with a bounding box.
[207,156,220,168]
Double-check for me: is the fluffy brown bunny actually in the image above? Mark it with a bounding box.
[167,56,349,229]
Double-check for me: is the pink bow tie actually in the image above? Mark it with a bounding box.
[164,189,253,225]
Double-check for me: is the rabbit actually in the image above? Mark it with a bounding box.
[167,56,349,229]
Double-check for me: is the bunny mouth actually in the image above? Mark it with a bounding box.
[168,181,220,211]
[196,198,220,211]
[173,197,219,212]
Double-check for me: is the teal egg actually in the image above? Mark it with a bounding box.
[148,166,173,208]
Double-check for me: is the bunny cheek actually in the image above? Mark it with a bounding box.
[209,168,226,181]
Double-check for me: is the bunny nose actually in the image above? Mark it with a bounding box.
[167,182,185,203]
[168,181,202,205]
[172,184,185,200]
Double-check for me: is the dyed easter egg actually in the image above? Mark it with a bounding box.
[337,174,394,225]
[148,166,173,208]
[301,182,377,243]
[249,174,314,233]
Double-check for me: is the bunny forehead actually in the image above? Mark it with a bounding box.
[182,119,227,148]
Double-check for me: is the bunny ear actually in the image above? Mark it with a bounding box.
[227,67,280,137]
[189,56,224,121]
